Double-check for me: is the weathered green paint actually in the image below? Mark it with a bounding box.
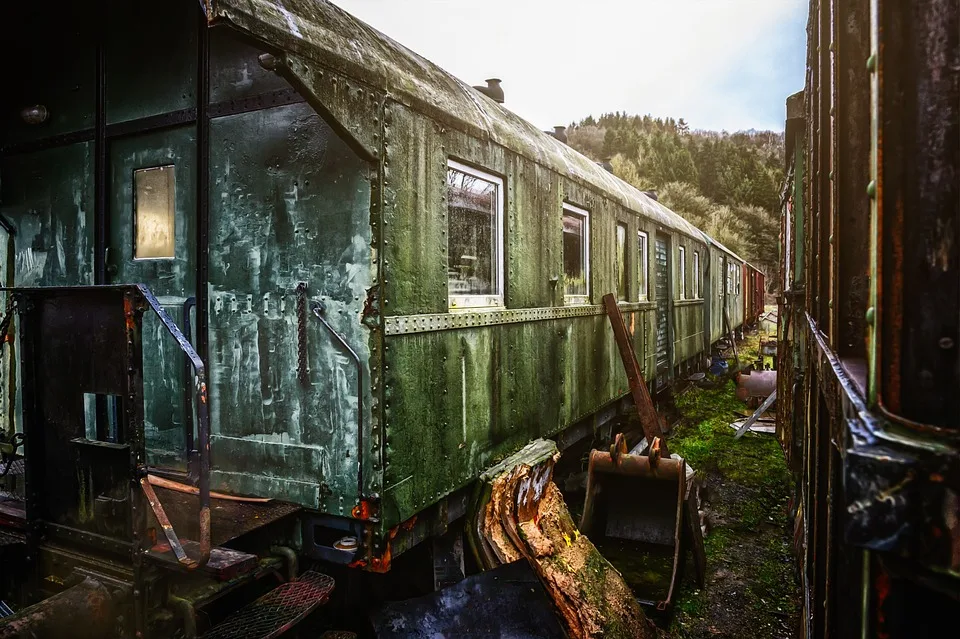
[109,126,198,467]
[0,144,96,287]
[0,1,758,555]
[206,101,373,513]
[209,27,291,104]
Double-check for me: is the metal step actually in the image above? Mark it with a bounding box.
[200,571,334,639]
[146,541,259,581]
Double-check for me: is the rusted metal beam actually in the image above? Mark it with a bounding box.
[602,293,670,457]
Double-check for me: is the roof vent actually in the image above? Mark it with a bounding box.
[598,158,614,174]
[552,126,568,144]
[473,78,504,104]
[643,190,659,201]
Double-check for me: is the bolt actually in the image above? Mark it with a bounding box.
[939,337,954,349]
[865,307,876,325]
[867,181,877,199]
[867,54,877,72]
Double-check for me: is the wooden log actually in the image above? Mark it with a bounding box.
[470,440,667,639]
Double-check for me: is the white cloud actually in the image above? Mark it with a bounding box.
[330,0,807,132]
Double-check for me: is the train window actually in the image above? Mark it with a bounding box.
[616,223,628,300]
[678,246,686,299]
[133,165,176,260]
[446,161,504,309]
[736,265,742,295]
[638,231,649,300]
[693,251,701,298]
[562,203,590,304]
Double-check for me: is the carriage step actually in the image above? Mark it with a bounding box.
[147,541,259,581]
[200,571,335,639]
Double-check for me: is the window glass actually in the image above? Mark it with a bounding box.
[616,223,628,300]
[134,165,176,259]
[678,246,686,299]
[694,251,701,298]
[562,204,589,301]
[638,231,649,300]
[447,162,503,307]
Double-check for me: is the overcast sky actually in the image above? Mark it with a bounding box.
[331,0,807,133]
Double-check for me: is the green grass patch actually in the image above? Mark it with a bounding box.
[669,371,798,634]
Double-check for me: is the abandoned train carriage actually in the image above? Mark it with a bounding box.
[0,0,752,635]
[779,0,959,637]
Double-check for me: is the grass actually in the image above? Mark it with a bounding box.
[667,339,798,637]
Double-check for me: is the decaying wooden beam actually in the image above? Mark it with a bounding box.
[467,440,667,639]
[602,293,670,457]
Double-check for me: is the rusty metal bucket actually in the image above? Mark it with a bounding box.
[579,438,686,609]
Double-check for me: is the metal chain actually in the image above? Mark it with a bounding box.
[296,282,309,384]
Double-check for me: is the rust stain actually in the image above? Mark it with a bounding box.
[884,195,905,412]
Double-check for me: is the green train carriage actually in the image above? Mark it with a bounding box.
[0,0,748,634]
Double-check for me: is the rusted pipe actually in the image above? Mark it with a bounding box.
[270,545,299,582]
[0,577,118,639]
[147,474,271,503]
[168,595,197,639]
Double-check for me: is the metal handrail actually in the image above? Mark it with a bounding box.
[137,285,210,570]
[310,300,364,503]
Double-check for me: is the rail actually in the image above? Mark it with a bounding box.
[137,285,210,570]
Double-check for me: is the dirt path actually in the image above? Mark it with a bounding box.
[668,331,799,639]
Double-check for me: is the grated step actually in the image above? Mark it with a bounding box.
[200,571,334,639]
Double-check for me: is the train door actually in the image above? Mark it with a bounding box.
[107,130,197,470]
[655,234,673,384]
[720,254,729,327]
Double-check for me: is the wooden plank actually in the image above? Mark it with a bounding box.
[734,390,778,440]
[602,293,669,457]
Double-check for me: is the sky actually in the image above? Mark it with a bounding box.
[331,0,807,133]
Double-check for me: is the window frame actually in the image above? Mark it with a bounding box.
[678,245,686,300]
[616,222,629,301]
[561,202,591,305]
[133,164,177,261]
[693,250,701,299]
[638,231,649,301]
[446,160,506,310]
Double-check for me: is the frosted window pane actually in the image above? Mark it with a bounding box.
[134,165,175,259]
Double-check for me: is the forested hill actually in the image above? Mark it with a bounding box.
[566,113,783,279]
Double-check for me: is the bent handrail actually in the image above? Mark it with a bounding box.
[136,285,210,570]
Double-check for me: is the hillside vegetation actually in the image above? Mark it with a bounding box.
[566,114,783,279]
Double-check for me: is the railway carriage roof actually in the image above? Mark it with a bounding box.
[204,0,709,240]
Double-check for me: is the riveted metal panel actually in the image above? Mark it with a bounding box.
[109,127,198,469]
[206,102,373,512]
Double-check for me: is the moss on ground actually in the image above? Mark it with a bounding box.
[667,351,798,638]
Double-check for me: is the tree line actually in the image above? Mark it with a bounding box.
[566,113,783,281]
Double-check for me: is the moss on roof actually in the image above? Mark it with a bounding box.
[206,0,739,250]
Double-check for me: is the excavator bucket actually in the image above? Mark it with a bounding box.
[579,437,687,610]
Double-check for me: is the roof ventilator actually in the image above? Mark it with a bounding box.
[473,78,504,103]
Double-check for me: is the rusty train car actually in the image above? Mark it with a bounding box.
[778,0,959,637]
[0,1,765,636]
